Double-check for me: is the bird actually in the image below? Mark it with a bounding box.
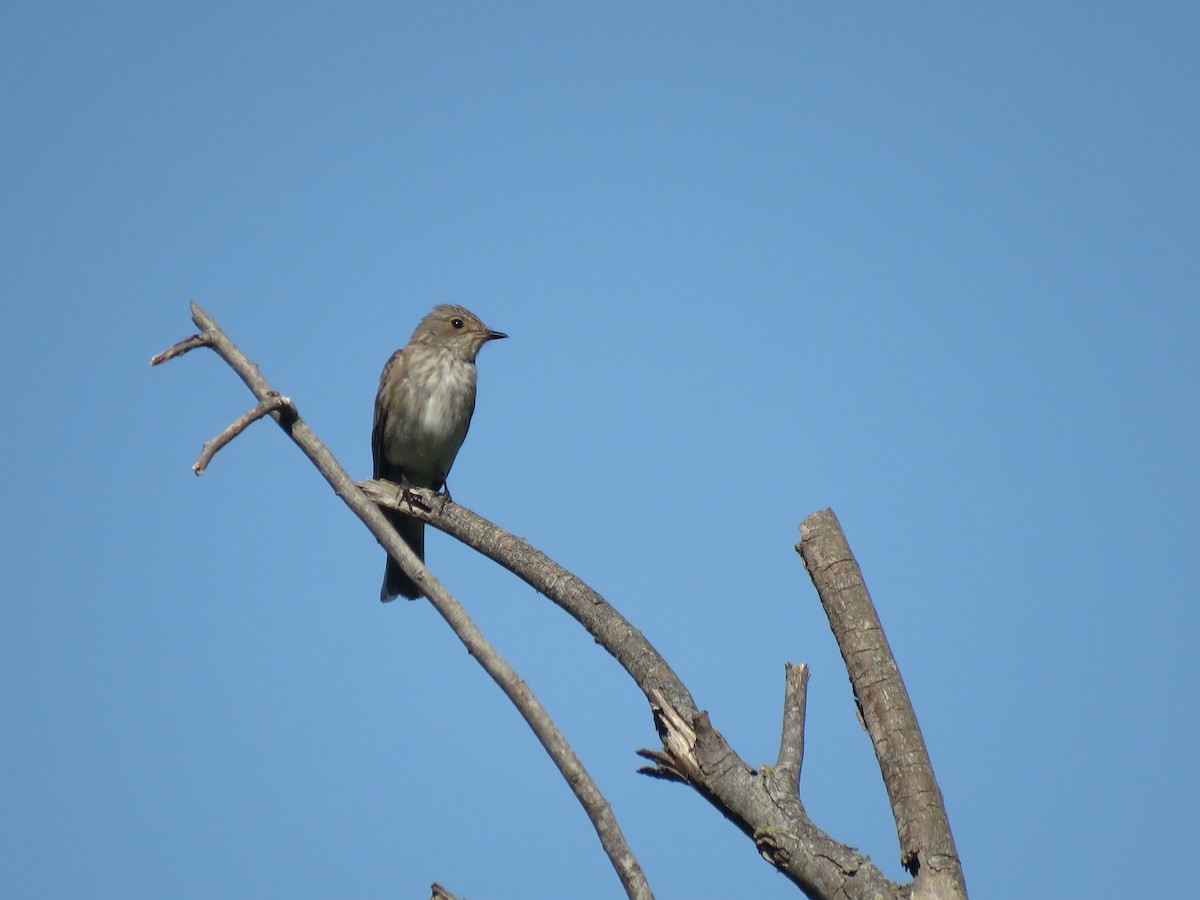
[371,304,507,601]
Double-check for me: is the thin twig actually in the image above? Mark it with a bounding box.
[194,393,294,475]
[155,303,654,900]
[796,509,966,899]
[150,332,210,365]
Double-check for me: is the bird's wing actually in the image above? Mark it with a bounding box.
[372,348,404,480]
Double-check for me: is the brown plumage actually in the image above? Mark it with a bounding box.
[372,305,507,600]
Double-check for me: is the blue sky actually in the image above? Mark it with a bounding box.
[3,3,1197,898]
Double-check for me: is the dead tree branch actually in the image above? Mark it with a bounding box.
[774,662,810,792]
[156,303,967,900]
[192,392,294,474]
[360,483,941,899]
[797,509,967,900]
[153,303,653,900]
[357,478,699,718]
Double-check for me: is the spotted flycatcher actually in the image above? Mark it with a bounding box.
[372,304,507,601]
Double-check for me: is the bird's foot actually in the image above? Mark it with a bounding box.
[401,484,432,513]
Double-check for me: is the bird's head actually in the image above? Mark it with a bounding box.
[411,304,507,361]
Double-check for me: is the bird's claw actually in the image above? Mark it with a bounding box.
[401,484,432,513]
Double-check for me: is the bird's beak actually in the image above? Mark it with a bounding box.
[486,330,508,341]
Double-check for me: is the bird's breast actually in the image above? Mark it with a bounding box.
[383,354,477,484]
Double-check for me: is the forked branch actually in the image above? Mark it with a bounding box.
[153,303,653,900]
[360,484,926,899]
[156,304,967,900]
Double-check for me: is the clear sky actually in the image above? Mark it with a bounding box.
[3,3,1197,898]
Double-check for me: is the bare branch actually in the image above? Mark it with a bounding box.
[774,663,810,790]
[157,303,966,900]
[193,393,294,475]
[154,304,653,900]
[796,509,967,900]
[150,331,210,365]
[361,480,904,900]
[358,479,698,718]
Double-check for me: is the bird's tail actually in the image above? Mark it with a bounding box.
[381,509,425,601]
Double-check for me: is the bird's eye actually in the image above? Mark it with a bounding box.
[451,318,464,329]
